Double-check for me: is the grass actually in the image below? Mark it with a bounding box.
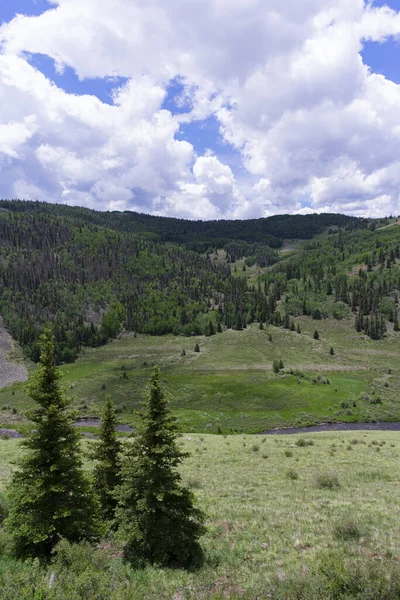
[1,314,399,433]
[0,430,400,598]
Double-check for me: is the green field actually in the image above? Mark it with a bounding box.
[1,314,399,434]
[0,431,400,598]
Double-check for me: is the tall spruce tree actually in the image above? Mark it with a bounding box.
[6,331,99,560]
[93,396,122,522]
[116,366,205,568]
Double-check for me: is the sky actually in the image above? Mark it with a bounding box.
[1,2,400,219]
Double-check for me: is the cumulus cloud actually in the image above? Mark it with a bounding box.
[1,0,400,217]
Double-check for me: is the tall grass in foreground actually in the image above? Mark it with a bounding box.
[0,429,399,598]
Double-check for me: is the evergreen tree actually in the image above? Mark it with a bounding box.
[6,331,99,560]
[296,324,301,334]
[235,311,243,331]
[93,396,122,522]
[194,343,200,352]
[268,333,273,342]
[330,347,335,356]
[278,359,284,370]
[272,359,280,374]
[313,330,319,340]
[116,367,205,568]
[259,322,264,330]
[394,310,400,332]
[217,320,223,333]
[207,319,216,336]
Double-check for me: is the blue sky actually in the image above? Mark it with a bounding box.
[1,1,400,218]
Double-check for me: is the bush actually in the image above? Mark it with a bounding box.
[268,551,400,600]
[52,539,108,576]
[285,450,293,457]
[333,518,363,541]
[251,444,260,452]
[315,472,340,489]
[286,468,299,480]
[295,438,314,447]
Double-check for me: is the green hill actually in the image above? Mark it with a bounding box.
[0,201,399,433]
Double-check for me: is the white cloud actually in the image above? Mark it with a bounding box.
[1,0,400,217]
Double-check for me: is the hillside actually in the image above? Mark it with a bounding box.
[0,202,399,434]
[0,200,371,365]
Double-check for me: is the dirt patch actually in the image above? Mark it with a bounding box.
[0,317,27,389]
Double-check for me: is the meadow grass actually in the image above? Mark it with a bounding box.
[0,430,399,598]
[0,317,399,433]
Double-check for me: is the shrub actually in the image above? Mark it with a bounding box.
[251,444,260,452]
[1,433,10,440]
[186,477,202,489]
[286,468,299,480]
[296,438,314,447]
[333,518,363,541]
[284,450,293,457]
[268,551,400,600]
[315,472,340,489]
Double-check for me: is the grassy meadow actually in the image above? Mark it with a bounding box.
[0,430,400,598]
[1,314,399,434]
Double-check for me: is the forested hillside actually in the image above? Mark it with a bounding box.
[262,224,400,339]
[0,200,398,364]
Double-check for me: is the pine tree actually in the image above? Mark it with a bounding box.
[194,343,200,352]
[278,359,284,370]
[6,331,99,560]
[235,312,243,331]
[394,310,400,332]
[313,330,319,340]
[93,396,122,522]
[207,319,216,336]
[330,347,335,356]
[296,324,301,334]
[217,320,223,333]
[116,367,205,568]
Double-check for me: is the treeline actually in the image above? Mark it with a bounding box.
[0,199,364,251]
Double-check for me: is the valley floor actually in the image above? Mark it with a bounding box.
[0,317,399,434]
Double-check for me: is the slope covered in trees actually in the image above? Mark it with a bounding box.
[0,200,367,363]
[1,200,399,366]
